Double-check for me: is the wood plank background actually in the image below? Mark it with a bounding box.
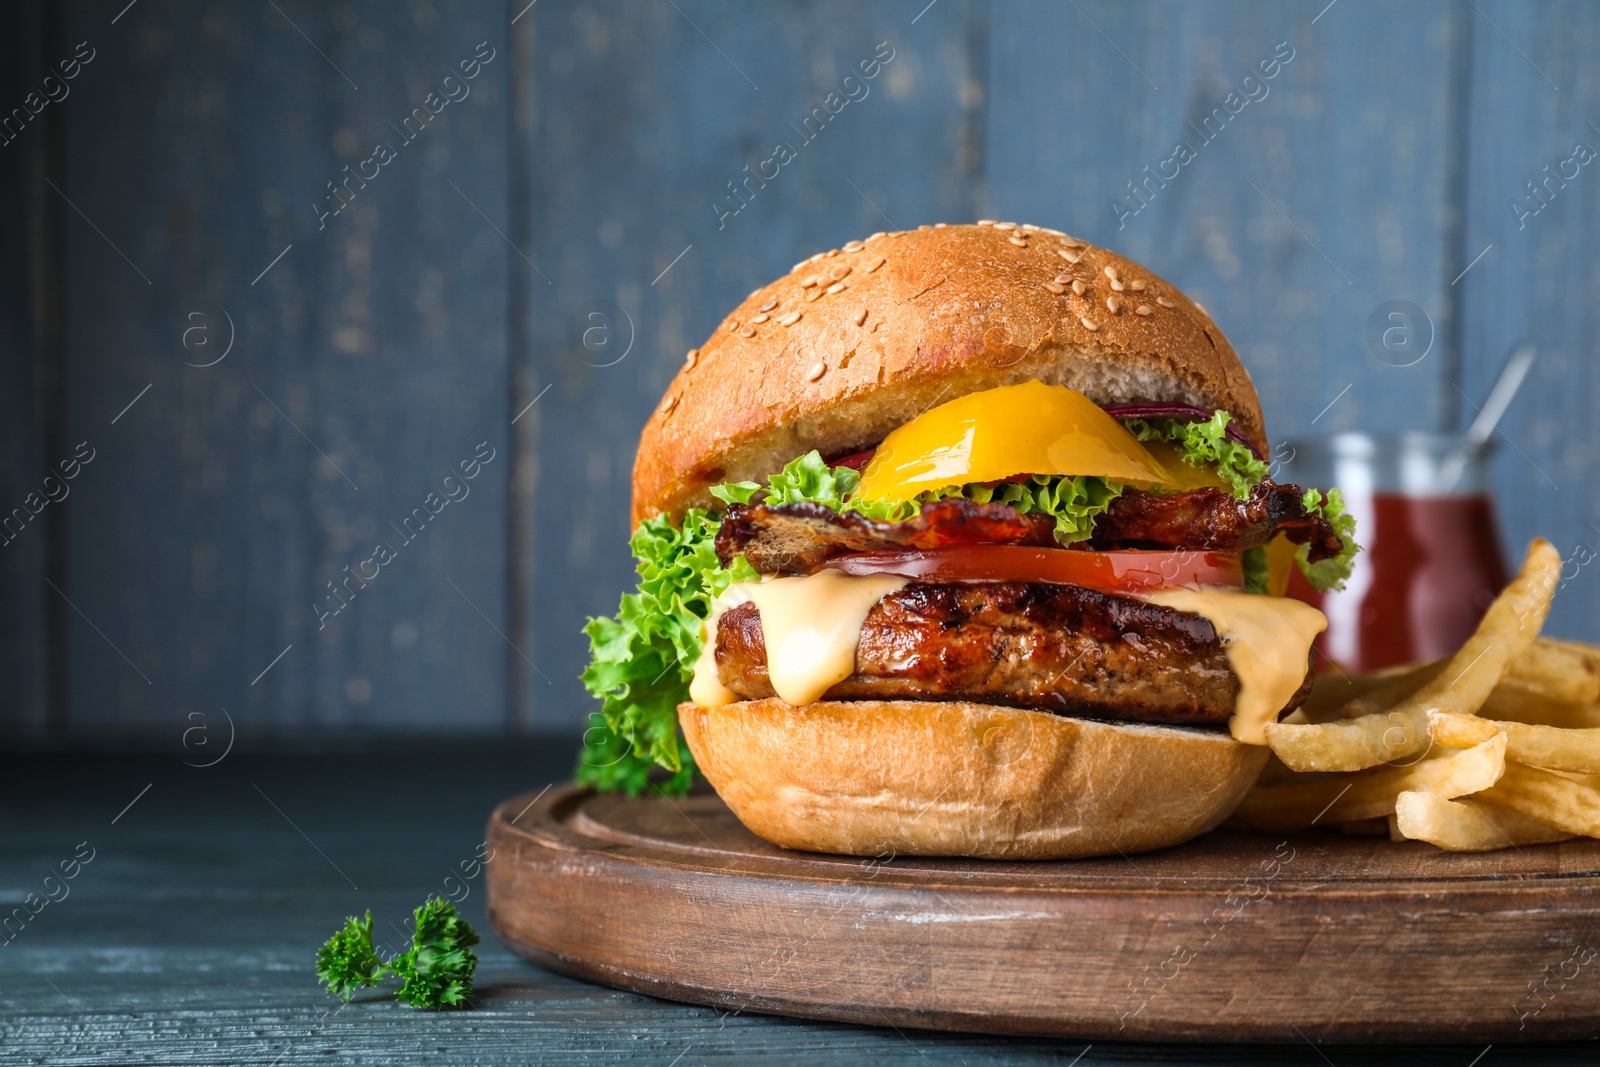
[2,0,1596,743]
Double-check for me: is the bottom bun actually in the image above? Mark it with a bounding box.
[679,698,1268,860]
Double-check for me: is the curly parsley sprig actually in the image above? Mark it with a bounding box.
[316,898,479,1009]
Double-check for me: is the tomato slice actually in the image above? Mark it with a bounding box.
[822,544,1244,594]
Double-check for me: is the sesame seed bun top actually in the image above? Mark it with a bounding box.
[632,222,1265,527]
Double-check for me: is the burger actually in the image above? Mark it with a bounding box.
[577,221,1357,859]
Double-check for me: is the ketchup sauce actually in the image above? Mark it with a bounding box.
[1289,492,1509,671]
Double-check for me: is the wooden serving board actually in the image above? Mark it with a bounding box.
[486,784,1600,1043]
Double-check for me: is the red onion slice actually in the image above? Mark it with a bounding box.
[1100,403,1263,459]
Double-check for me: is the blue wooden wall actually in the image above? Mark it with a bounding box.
[3,0,1597,742]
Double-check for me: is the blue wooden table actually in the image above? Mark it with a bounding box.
[6,744,1597,1065]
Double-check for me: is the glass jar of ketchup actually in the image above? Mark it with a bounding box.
[1276,433,1510,672]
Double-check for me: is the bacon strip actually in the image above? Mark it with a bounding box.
[715,482,1341,574]
[714,497,1055,574]
[1089,483,1344,562]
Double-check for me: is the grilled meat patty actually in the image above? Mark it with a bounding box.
[716,482,1339,576]
[714,581,1315,726]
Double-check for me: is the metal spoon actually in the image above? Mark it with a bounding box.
[1466,342,1537,445]
[1439,342,1537,490]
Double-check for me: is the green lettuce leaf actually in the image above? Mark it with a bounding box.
[576,508,756,796]
[709,450,862,510]
[1297,488,1360,593]
[933,475,1123,545]
[1122,411,1268,499]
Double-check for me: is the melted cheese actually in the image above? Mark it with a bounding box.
[688,587,749,708]
[1144,588,1328,745]
[688,571,907,708]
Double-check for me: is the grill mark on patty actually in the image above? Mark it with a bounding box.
[713,581,1314,726]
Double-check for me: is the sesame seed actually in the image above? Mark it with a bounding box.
[1156,296,1175,308]
[918,224,932,231]
[1063,237,1084,249]
[685,348,699,368]
[1103,265,1118,280]
[1058,249,1082,264]
[1110,279,1125,292]
[802,275,820,288]
[993,222,1015,230]
[1106,295,1121,314]
[977,219,997,226]
[806,361,827,382]
[1054,273,1074,285]
[1071,279,1085,296]
[660,394,678,414]
[1135,305,1152,316]
[779,311,802,326]
[758,296,778,312]
[1021,223,1040,232]
[844,240,865,252]
[805,288,824,302]
[933,222,948,228]
[867,256,886,272]
[869,232,886,241]
[1079,315,1099,332]
[827,248,841,257]
[792,261,808,272]
[728,320,740,332]
[1129,279,1146,292]
[826,282,845,295]
[809,252,825,263]
[752,313,770,324]
[1008,235,1029,247]
[830,264,852,280]
[1194,301,1209,316]
[1040,227,1065,237]
[740,325,757,338]
[855,308,869,326]
[1043,281,1066,295]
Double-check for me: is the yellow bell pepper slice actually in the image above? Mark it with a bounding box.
[855,381,1173,504]
[1262,532,1299,598]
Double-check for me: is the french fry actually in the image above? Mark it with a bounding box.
[1298,661,1434,719]
[1234,734,1506,832]
[1476,761,1600,838]
[1529,639,1600,681]
[1427,709,1502,748]
[1296,660,1444,725]
[1430,709,1600,774]
[1391,789,1573,852]
[1299,637,1587,728]
[1480,686,1600,729]
[1503,637,1600,707]
[1264,540,1560,772]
